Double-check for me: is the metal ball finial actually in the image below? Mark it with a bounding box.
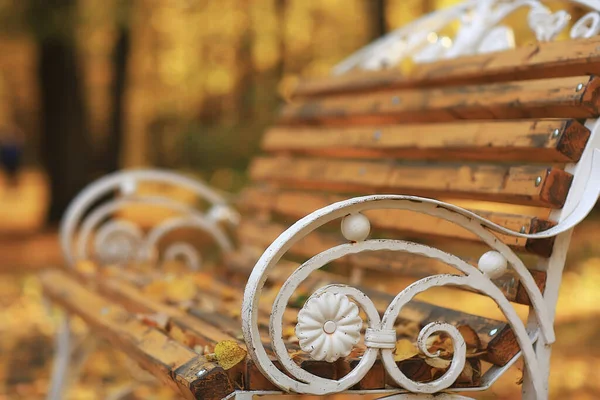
[478,251,508,279]
[341,213,371,242]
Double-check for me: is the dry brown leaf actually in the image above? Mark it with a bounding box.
[139,313,169,331]
[394,339,419,362]
[458,325,481,351]
[143,280,168,302]
[165,278,197,303]
[214,340,247,370]
[456,360,474,384]
[169,324,193,347]
[424,357,451,369]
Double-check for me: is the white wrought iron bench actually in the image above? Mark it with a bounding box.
[41,1,600,399]
[46,169,238,400]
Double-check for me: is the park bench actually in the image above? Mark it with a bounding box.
[41,2,600,399]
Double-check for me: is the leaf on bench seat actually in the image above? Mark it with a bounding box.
[209,340,247,370]
[394,339,419,362]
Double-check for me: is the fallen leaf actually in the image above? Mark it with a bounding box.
[394,339,419,362]
[424,357,451,369]
[139,313,169,330]
[165,278,197,303]
[214,340,247,370]
[456,359,474,384]
[458,325,481,351]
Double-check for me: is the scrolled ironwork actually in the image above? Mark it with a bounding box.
[242,188,600,398]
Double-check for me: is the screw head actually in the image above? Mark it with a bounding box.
[391,96,400,105]
[552,129,560,138]
[373,130,382,141]
[196,368,207,377]
[534,176,542,187]
[576,83,584,91]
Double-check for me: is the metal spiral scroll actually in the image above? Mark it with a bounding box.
[93,219,144,265]
[240,194,600,399]
[60,169,236,268]
[334,0,600,75]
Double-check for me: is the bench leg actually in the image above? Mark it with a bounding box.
[47,315,72,400]
[47,315,96,400]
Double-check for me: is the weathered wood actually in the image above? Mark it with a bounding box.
[240,188,557,256]
[292,37,600,97]
[262,119,590,163]
[233,219,546,306]
[249,157,573,207]
[40,269,234,400]
[281,76,600,125]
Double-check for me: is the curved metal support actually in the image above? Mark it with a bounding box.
[242,167,600,398]
[334,0,600,75]
[60,169,233,267]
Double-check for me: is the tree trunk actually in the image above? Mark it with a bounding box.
[105,3,131,173]
[369,0,387,40]
[35,0,92,222]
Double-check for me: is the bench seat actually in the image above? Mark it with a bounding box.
[42,259,523,398]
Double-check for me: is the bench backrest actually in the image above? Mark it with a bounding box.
[60,169,238,271]
[236,2,600,398]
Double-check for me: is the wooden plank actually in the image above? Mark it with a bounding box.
[249,157,573,207]
[262,119,590,163]
[292,36,600,97]
[240,188,557,256]
[233,219,546,306]
[281,76,600,124]
[40,269,234,400]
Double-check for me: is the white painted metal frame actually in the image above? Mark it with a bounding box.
[334,0,600,74]
[47,169,238,400]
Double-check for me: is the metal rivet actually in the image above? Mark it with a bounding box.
[534,176,542,187]
[197,368,207,377]
[373,130,381,141]
[391,96,400,105]
[551,129,560,138]
[359,167,366,175]
[100,307,109,315]
[520,226,527,234]
[576,83,584,91]
[490,328,498,336]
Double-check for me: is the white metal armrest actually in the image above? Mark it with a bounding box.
[241,146,600,399]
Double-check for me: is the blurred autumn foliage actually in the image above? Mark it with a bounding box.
[0,1,599,399]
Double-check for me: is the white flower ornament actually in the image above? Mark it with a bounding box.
[295,292,363,362]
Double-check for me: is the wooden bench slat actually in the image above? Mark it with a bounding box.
[281,75,600,125]
[263,119,590,163]
[233,219,546,307]
[78,265,487,388]
[40,269,234,400]
[240,188,556,256]
[292,37,600,98]
[249,157,573,207]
